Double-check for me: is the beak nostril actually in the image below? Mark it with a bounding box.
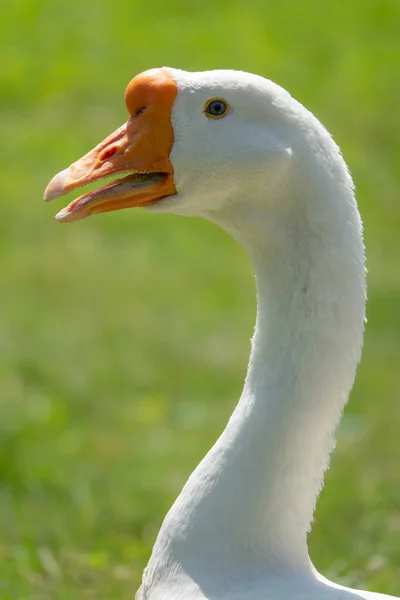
[99,146,118,162]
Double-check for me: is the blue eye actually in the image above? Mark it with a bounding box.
[204,99,228,118]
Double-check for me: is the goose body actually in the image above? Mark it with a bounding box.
[44,68,398,600]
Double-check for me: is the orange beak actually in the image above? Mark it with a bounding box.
[44,68,178,222]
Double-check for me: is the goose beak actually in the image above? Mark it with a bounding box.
[44,68,178,222]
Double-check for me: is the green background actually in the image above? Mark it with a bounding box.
[1,1,399,597]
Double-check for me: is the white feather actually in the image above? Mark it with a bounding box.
[138,68,397,600]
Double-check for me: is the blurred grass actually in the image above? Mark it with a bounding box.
[1,0,399,597]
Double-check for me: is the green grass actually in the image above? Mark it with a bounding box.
[1,0,400,597]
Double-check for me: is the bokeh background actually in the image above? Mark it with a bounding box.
[1,1,399,597]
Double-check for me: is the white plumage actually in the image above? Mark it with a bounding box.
[45,68,398,600]
[138,69,397,600]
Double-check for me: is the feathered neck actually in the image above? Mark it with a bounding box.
[139,140,366,596]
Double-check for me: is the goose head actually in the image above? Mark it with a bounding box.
[44,67,325,238]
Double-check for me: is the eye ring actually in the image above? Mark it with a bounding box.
[204,98,229,119]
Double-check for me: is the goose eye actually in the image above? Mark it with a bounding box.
[204,98,228,119]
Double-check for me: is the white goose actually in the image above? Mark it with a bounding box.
[44,68,398,600]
